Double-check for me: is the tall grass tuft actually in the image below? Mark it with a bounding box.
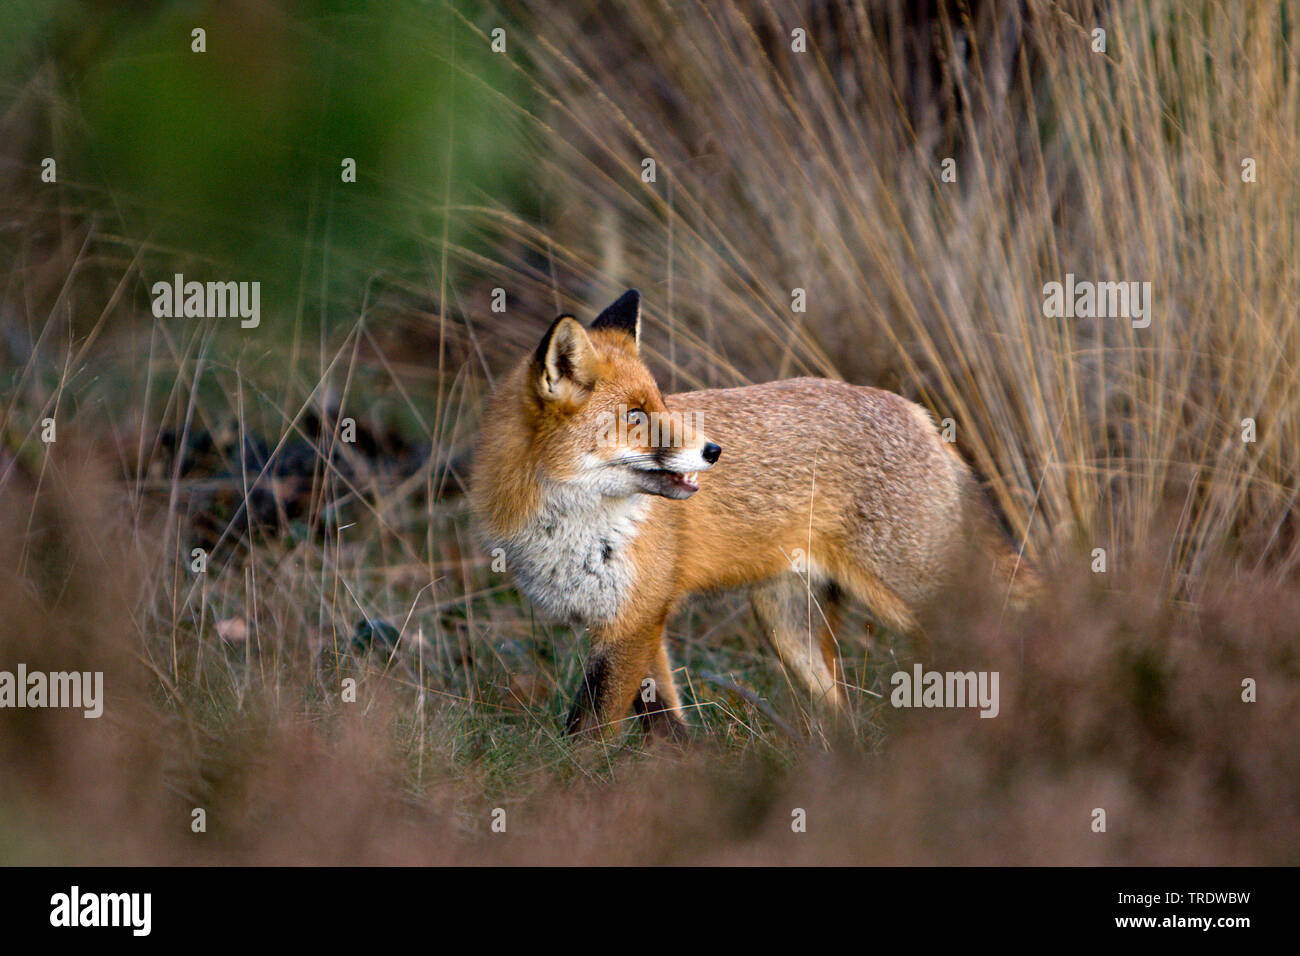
[469,0,1300,601]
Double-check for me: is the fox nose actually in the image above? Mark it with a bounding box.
[702,442,722,464]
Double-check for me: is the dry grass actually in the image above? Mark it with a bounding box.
[1,0,1298,864]
[479,0,1300,596]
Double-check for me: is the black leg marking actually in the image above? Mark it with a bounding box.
[633,686,690,743]
[564,654,609,736]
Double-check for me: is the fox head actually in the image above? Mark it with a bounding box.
[514,289,720,500]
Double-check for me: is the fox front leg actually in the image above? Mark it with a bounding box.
[632,642,689,742]
[564,653,613,737]
[565,622,669,740]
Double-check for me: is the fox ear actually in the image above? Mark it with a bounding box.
[590,289,641,349]
[534,315,597,401]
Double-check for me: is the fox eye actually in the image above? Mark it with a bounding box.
[625,407,649,427]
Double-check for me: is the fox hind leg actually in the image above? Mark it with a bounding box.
[750,575,846,710]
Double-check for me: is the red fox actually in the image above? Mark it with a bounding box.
[471,290,1034,740]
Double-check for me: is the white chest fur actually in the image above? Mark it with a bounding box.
[495,489,649,626]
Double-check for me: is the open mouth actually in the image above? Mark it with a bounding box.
[647,468,699,495]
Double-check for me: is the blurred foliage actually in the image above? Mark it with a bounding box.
[2,0,530,334]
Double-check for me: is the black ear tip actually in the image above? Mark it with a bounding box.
[590,289,642,336]
[605,288,640,312]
